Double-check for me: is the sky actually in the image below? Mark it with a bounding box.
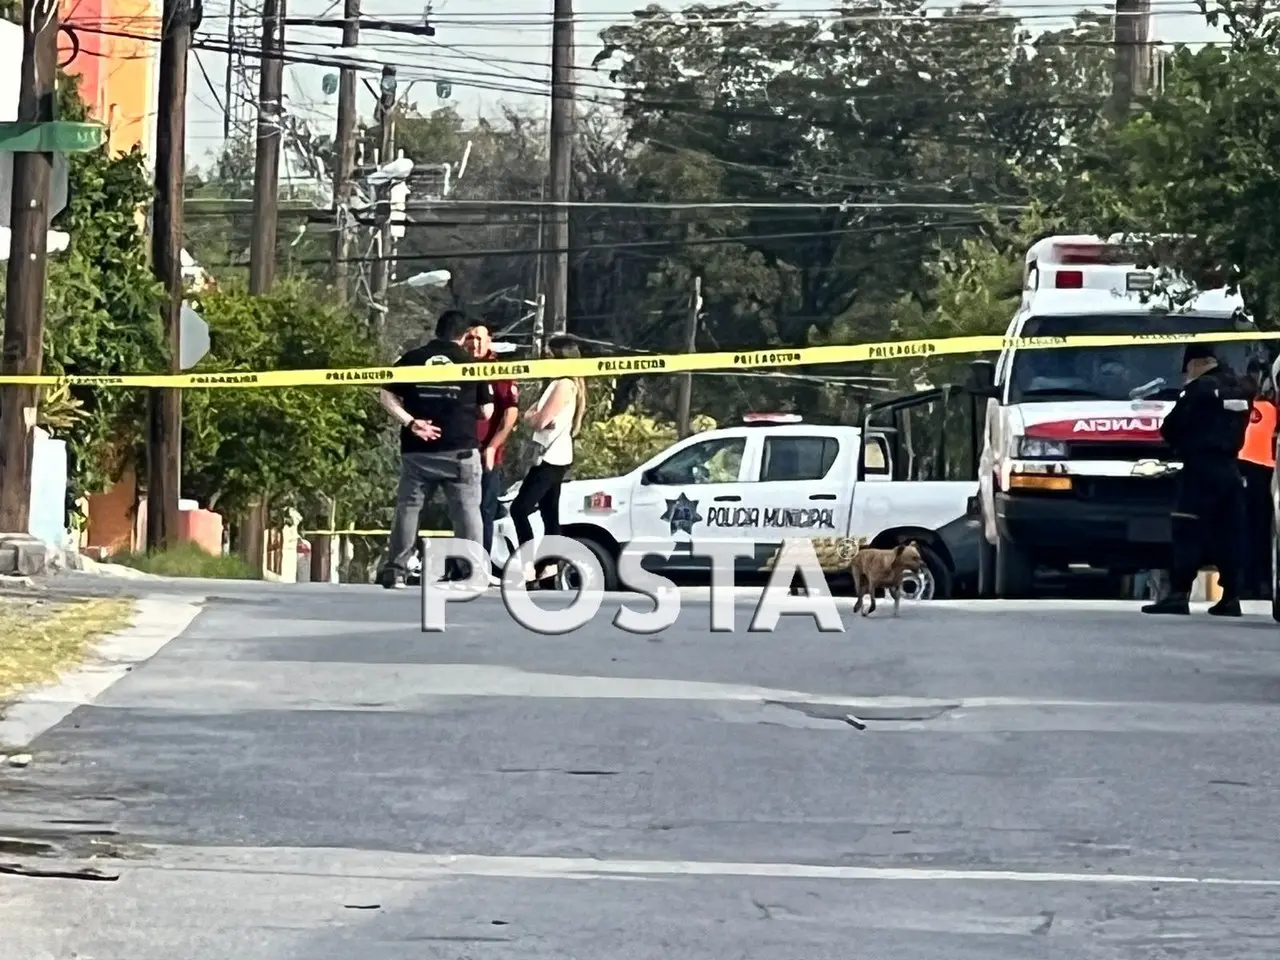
[182,0,1229,176]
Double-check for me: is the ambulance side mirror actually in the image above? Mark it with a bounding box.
[967,359,999,398]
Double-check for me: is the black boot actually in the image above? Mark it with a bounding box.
[1142,593,1190,615]
[1208,596,1242,617]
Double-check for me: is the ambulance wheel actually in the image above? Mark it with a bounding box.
[1271,519,1280,623]
[977,534,996,599]
[994,533,1035,599]
[555,536,619,593]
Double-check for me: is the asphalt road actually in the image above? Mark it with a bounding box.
[4,580,1280,959]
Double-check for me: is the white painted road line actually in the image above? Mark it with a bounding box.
[0,595,204,749]
[111,661,1159,710]
[127,846,1280,887]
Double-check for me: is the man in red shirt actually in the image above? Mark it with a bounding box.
[465,324,520,567]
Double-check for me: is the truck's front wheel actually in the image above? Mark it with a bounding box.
[995,533,1036,599]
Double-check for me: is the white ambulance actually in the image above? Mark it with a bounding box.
[974,235,1264,599]
[489,387,984,598]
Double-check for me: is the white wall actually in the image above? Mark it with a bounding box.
[28,427,68,548]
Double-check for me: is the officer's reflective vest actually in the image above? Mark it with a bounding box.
[1239,398,1278,468]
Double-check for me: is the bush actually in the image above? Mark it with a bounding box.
[108,542,261,579]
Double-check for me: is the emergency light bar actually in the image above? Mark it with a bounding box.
[742,412,803,425]
[1049,241,1133,265]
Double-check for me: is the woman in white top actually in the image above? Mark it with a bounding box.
[511,336,587,584]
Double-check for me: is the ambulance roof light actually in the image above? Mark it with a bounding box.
[1049,241,1128,265]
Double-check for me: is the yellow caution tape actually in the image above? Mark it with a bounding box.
[0,330,1273,388]
[300,529,450,536]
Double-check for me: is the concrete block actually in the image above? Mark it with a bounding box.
[0,533,49,577]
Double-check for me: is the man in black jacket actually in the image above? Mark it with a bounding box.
[375,309,495,589]
[1143,343,1253,616]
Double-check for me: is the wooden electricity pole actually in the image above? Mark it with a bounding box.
[312,0,358,584]
[238,0,284,572]
[249,0,285,294]
[367,64,397,334]
[145,0,193,551]
[0,0,59,533]
[329,0,360,305]
[545,0,574,336]
[676,276,701,438]
[1110,0,1152,121]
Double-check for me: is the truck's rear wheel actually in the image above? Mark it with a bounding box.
[555,536,620,593]
[901,542,952,601]
[977,534,996,599]
[995,533,1036,599]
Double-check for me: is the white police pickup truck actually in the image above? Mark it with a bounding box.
[489,385,982,598]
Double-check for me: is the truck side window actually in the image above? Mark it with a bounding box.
[759,436,839,482]
[863,437,890,476]
[650,437,746,485]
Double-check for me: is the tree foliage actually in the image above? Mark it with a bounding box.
[181,279,385,519]
[1053,1,1280,324]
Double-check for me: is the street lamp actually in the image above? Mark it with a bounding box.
[403,269,451,289]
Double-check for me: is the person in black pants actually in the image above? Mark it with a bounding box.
[1143,344,1252,617]
[1237,360,1276,599]
[509,338,586,586]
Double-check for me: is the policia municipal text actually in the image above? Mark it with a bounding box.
[1143,344,1257,617]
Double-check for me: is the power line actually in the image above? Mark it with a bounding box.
[198,218,996,268]
[392,199,1027,212]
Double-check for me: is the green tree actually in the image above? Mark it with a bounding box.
[180,280,386,524]
[1053,2,1280,324]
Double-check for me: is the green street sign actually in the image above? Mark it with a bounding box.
[0,121,106,153]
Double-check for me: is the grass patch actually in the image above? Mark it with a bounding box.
[0,596,136,699]
[109,541,260,579]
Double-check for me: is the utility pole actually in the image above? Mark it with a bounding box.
[249,0,285,294]
[312,0,358,585]
[329,0,360,305]
[1109,0,1152,121]
[0,0,58,533]
[240,0,284,573]
[676,276,701,438]
[144,0,193,551]
[531,293,546,358]
[545,0,574,336]
[222,0,237,141]
[367,64,397,335]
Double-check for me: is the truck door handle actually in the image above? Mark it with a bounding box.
[809,494,837,501]
[714,495,741,502]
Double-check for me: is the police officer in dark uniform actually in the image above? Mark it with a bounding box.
[1143,343,1254,617]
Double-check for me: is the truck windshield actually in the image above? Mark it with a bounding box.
[1008,314,1261,404]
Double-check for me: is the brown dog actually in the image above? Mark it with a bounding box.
[851,541,924,617]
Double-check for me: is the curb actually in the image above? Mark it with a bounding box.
[0,594,205,750]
